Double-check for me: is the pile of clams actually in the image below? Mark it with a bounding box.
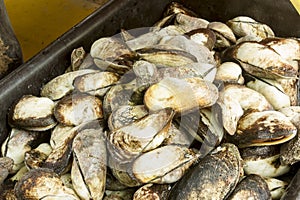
[1,2,300,200]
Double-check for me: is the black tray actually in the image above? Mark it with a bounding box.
[0,0,299,197]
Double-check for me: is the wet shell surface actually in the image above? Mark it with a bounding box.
[144,77,219,113]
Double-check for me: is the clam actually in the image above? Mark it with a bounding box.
[54,93,103,126]
[168,143,243,200]
[208,22,236,49]
[175,13,209,32]
[8,95,57,131]
[164,1,198,17]
[245,74,291,110]
[104,188,136,200]
[144,77,219,113]
[133,60,158,87]
[227,16,275,39]
[158,35,216,65]
[133,183,171,200]
[136,45,198,67]
[217,84,273,135]
[227,110,297,148]
[71,128,107,200]
[240,145,290,178]
[108,108,175,158]
[162,123,194,147]
[230,41,297,79]
[215,62,244,84]
[132,145,197,184]
[14,168,80,199]
[276,77,298,106]
[227,174,271,200]
[90,37,136,74]
[185,28,216,50]
[73,71,120,96]
[1,128,42,173]
[40,69,96,100]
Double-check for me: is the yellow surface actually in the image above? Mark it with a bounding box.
[291,0,300,15]
[4,0,104,61]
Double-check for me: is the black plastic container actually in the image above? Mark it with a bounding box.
[0,0,299,197]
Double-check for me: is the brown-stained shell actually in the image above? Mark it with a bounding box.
[226,16,275,39]
[144,77,218,113]
[71,128,107,200]
[228,110,297,148]
[73,71,120,94]
[14,168,80,199]
[0,157,14,184]
[54,93,103,126]
[175,13,209,33]
[8,95,57,131]
[240,145,290,178]
[227,174,271,200]
[40,69,97,100]
[168,143,243,200]
[185,28,216,50]
[215,62,244,84]
[133,183,171,200]
[231,41,297,79]
[217,84,273,135]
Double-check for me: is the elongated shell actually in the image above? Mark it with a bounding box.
[229,111,297,148]
[144,77,218,113]
[227,174,271,200]
[227,16,274,39]
[71,128,107,200]
[231,41,297,79]
[40,69,96,100]
[168,143,243,200]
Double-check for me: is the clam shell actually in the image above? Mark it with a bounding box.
[230,110,297,148]
[108,108,175,156]
[168,143,243,200]
[9,95,57,131]
[246,75,291,110]
[215,62,244,84]
[227,16,275,39]
[240,145,290,178]
[40,69,96,100]
[185,28,216,50]
[132,145,196,184]
[208,22,236,43]
[232,41,297,79]
[1,128,41,173]
[54,93,103,126]
[227,174,271,200]
[71,128,107,200]
[217,84,273,135]
[175,13,209,32]
[14,168,80,199]
[144,77,218,113]
[24,143,52,170]
[264,177,288,199]
[73,71,120,93]
[0,157,14,184]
